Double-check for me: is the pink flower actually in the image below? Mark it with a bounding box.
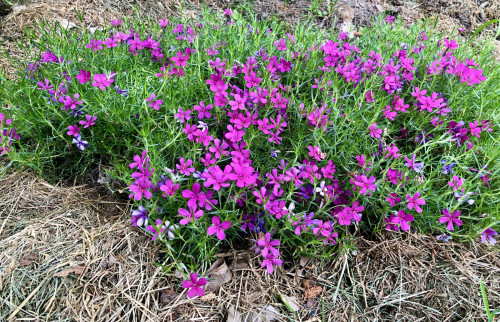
[91,73,114,90]
[386,193,401,206]
[178,206,204,225]
[207,216,231,240]
[481,228,497,245]
[406,192,425,213]
[257,233,280,257]
[369,123,382,138]
[354,175,377,194]
[160,180,179,197]
[182,273,207,298]
[174,108,192,123]
[146,93,163,110]
[176,158,195,176]
[439,209,462,231]
[182,183,206,208]
[448,176,464,191]
[67,124,81,137]
[171,52,189,67]
[76,70,91,84]
[396,210,414,231]
[274,38,287,51]
[308,146,323,161]
[193,101,213,119]
[129,177,152,201]
[79,115,97,128]
[261,254,282,274]
[469,121,481,138]
[384,144,401,159]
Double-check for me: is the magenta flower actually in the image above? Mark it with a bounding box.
[182,183,206,208]
[176,158,195,176]
[308,146,323,161]
[76,70,91,84]
[406,192,425,213]
[274,38,287,51]
[129,177,152,201]
[228,164,256,188]
[386,193,401,206]
[159,19,169,27]
[257,233,280,257]
[160,180,179,197]
[354,175,377,194]
[396,210,414,231]
[91,73,114,90]
[174,108,192,123]
[67,124,81,137]
[469,121,481,138]
[481,228,497,245]
[448,176,464,191]
[79,115,97,128]
[178,206,204,225]
[386,15,395,24]
[182,273,207,298]
[439,209,462,231]
[384,144,401,159]
[171,52,189,67]
[384,215,400,231]
[261,254,283,274]
[193,101,213,119]
[369,123,382,138]
[207,216,231,240]
[146,93,163,110]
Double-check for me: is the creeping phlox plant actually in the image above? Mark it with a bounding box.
[1,8,499,296]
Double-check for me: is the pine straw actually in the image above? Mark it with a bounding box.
[0,171,498,321]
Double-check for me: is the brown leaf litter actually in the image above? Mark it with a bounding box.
[1,170,498,321]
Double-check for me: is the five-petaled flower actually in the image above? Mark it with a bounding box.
[439,209,462,231]
[182,273,207,298]
[207,216,231,240]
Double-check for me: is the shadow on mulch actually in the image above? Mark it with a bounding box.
[0,171,498,321]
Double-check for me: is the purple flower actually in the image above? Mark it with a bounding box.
[182,273,207,298]
[404,154,424,173]
[481,228,497,245]
[406,192,425,213]
[72,135,88,150]
[76,70,91,84]
[130,206,148,226]
[439,209,462,231]
[207,216,231,240]
[441,160,455,174]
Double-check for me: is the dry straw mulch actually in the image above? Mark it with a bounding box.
[0,171,498,321]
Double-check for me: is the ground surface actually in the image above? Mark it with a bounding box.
[0,0,499,321]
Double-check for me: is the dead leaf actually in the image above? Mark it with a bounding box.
[299,257,309,267]
[227,305,242,322]
[376,4,384,12]
[54,266,85,277]
[160,289,177,303]
[304,286,322,299]
[57,18,76,30]
[247,290,263,303]
[108,254,117,265]
[306,298,317,309]
[280,294,301,312]
[12,5,27,14]
[200,292,216,302]
[19,254,39,266]
[205,260,232,292]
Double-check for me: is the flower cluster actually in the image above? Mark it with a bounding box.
[4,10,498,280]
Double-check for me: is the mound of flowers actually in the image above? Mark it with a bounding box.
[1,9,498,296]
